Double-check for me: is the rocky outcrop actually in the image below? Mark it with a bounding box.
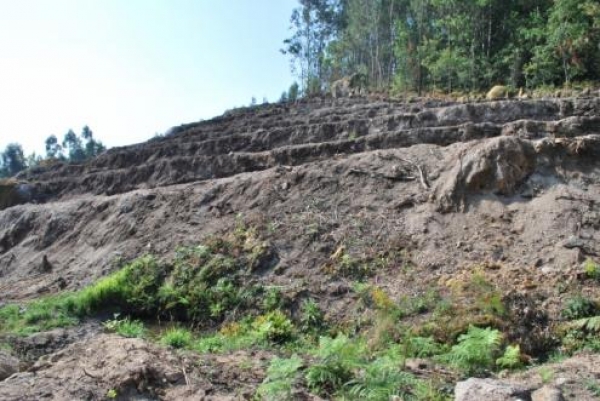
[455,378,531,401]
[0,350,19,381]
[435,136,537,212]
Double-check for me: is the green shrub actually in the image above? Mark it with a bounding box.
[160,240,267,322]
[257,355,304,400]
[305,335,365,396]
[263,287,283,311]
[345,356,418,401]
[160,327,193,349]
[496,344,522,369]
[73,255,164,316]
[584,259,600,279]
[253,310,295,343]
[561,316,600,354]
[561,295,598,320]
[300,299,324,331]
[443,326,502,375]
[404,336,447,358]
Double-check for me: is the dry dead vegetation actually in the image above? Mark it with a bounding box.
[1,94,600,400]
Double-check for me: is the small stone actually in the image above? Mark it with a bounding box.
[561,236,584,249]
[540,266,555,275]
[404,358,429,371]
[554,377,571,387]
[531,385,564,401]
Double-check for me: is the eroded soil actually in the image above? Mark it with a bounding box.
[2,94,600,399]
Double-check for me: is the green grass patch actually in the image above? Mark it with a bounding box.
[103,316,146,338]
[160,327,193,349]
[0,295,79,336]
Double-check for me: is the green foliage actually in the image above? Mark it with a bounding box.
[193,312,298,354]
[285,0,600,94]
[159,234,270,322]
[305,335,365,396]
[287,82,299,102]
[300,298,324,331]
[73,255,164,316]
[103,315,146,338]
[257,355,303,401]
[345,356,417,401]
[0,143,26,178]
[561,315,600,354]
[253,310,295,343]
[538,367,555,384]
[496,345,522,369]
[160,327,193,349]
[403,336,448,359]
[0,295,80,336]
[336,254,374,280]
[263,287,283,311]
[443,326,502,375]
[584,259,600,279]
[0,228,275,337]
[569,316,600,333]
[585,379,600,397]
[561,295,598,320]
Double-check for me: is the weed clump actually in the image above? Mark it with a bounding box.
[160,327,193,349]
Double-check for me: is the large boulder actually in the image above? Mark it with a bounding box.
[435,136,536,212]
[455,378,531,401]
[0,350,19,381]
[0,180,36,211]
[487,85,510,100]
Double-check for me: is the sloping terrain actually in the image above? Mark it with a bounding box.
[1,94,600,400]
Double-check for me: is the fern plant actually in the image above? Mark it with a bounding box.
[561,295,598,320]
[305,335,365,396]
[562,315,600,354]
[496,344,522,369]
[570,316,600,332]
[256,355,303,401]
[345,356,417,401]
[443,326,502,375]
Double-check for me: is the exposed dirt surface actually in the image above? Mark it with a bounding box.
[0,334,266,401]
[1,94,600,399]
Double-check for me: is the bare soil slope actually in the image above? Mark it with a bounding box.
[1,94,600,399]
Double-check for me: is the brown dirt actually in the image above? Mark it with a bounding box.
[1,94,600,399]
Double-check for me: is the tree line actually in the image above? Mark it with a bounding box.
[282,0,600,95]
[0,126,106,179]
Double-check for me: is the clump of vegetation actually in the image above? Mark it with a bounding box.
[300,299,325,332]
[0,296,78,336]
[103,315,146,338]
[561,295,598,320]
[0,225,276,338]
[160,327,193,349]
[584,259,600,280]
[305,335,365,395]
[73,255,166,317]
[442,326,503,375]
[256,355,304,400]
[560,315,600,354]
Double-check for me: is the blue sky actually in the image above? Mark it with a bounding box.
[0,0,298,155]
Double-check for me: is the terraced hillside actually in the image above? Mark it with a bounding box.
[2,94,600,400]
